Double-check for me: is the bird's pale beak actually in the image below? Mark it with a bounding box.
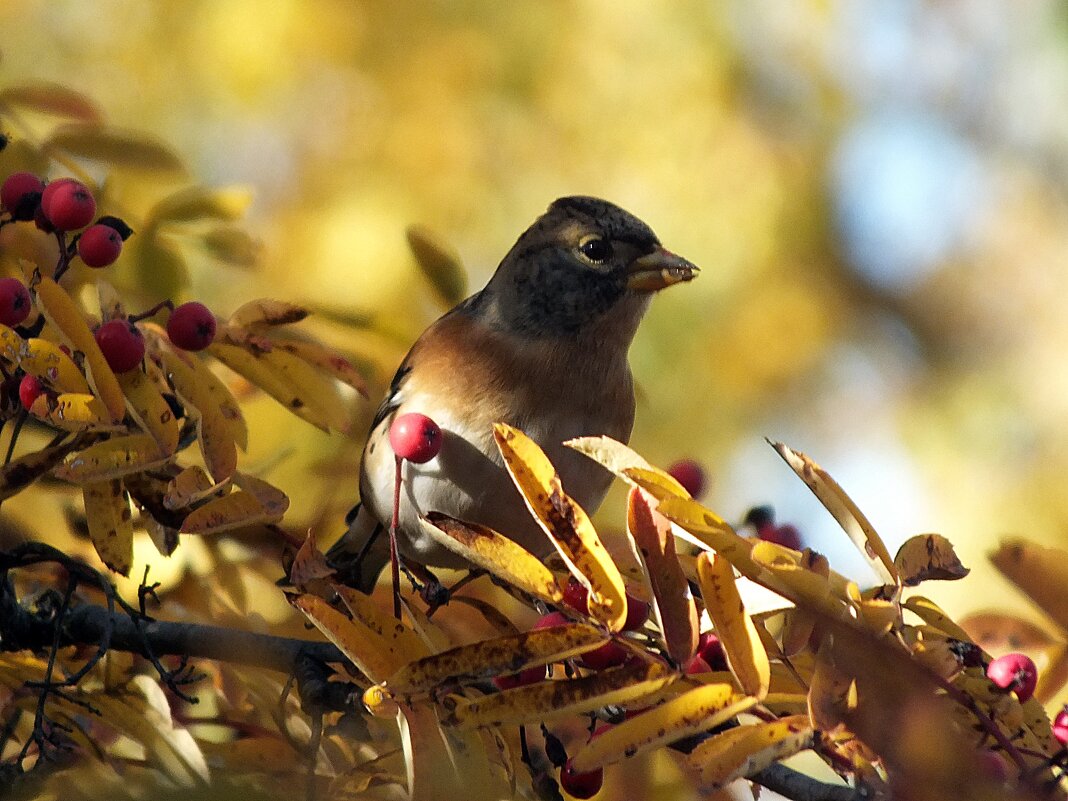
[626,248,700,292]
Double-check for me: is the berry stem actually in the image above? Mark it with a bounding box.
[128,299,175,324]
[52,231,71,282]
[390,454,403,620]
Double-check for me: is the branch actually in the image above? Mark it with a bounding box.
[752,764,868,801]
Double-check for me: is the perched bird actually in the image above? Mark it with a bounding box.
[328,196,698,590]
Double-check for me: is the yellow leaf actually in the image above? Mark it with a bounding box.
[570,683,756,772]
[406,224,467,307]
[268,337,369,398]
[83,478,133,575]
[333,584,429,671]
[163,465,225,510]
[907,597,975,643]
[28,391,117,432]
[419,513,564,607]
[770,440,897,585]
[894,533,969,587]
[158,345,239,480]
[749,540,853,619]
[180,489,279,535]
[384,623,608,697]
[626,488,698,664]
[45,123,186,173]
[293,593,401,684]
[0,324,22,363]
[55,434,168,483]
[688,716,814,789]
[494,423,627,631]
[0,82,103,122]
[228,298,309,329]
[232,472,289,517]
[990,539,1068,635]
[34,277,125,422]
[147,185,252,223]
[565,435,690,498]
[781,550,829,656]
[696,552,770,699]
[447,659,675,729]
[117,367,179,454]
[18,337,91,394]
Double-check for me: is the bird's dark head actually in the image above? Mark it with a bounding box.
[482,196,699,338]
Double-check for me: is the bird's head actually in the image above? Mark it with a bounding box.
[481,196,698,339]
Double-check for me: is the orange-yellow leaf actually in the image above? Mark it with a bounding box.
[688,716,814,789]
[34,277,125,422]
[895,534,969,587]
[494,423,627,631]
[18,337,91,394]
[28,392,116,432]
[570,683,755,772]
[83,479,133,575]
[333,583,429,670]
[904,596,974,642]
[55,434,168,483]
[770,440,897,584]
[118,367,179,454]
[232,472,289,517]
[0,324,22,363]
[180,489,280,535]
[565,436,690,498]
[293,594,397,683]
[268,337,369,398]
[626,488,698,664]
[385,623,608,697]
[990,539,1068,634]
[419,513,564,607]
[447,659,675,729]
[163,465,225,511]
[228,298,309,329]
[696,552,770,699]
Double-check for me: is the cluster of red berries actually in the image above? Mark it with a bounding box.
[1,171,219,402]
[743,505,803,549]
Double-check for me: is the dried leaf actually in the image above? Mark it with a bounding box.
[570,683,756,772]
[494,423,627,631]
[289,530,335,590]
[229,299,309,329]
[55,434,169,483]
[45,124,186,173]
[180,489,281,535]
[419,513,564,607]
[626,488,698,664]
[406,224,467,307]
[895,534,969,586]
[385,623,608,697]
[447,659,675,729]
[163,465,225,511]
[34,277,126,422]
[0,435,94,501]
[0,82,103,122]
[83,479,133,575]
[770,440,897,584]
[696,552,770,699]
[990,539,1068,634]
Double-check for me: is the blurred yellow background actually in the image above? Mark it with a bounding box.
[3,0,1068,635]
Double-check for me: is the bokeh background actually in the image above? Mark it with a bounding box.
[3,0,1068,695]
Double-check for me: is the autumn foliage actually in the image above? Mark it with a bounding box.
[1,82,1068,801]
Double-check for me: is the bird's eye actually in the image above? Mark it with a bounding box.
[579,236,612,263]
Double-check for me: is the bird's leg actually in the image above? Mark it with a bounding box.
[390,455,403,619]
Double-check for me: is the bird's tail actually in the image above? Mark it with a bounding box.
[326,502,389,594]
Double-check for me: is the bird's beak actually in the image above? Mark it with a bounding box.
[626,248,700,292]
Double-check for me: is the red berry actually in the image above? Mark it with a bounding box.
[684,654,712,675]
[977,750,1009,782]
[562,578,590,615]
[533,611,569,630]
[77,224,123,267]
[1053,707,1068,745]
[167,301,216,351]
[579,640,628,671]
[696,631,728,671]
[560,759,603,799]
[1,172,45,220]
[667,458,706,498]
[18,374,43,410]
[493,666,544,691]
[41,179,95,231]
[389,413,442,463]
[986,653,1038,702]
[760,523,802,550]
[94,319,145,373]
[621,594,650,631]
[0,278,32,327]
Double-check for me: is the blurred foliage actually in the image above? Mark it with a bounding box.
[2,1,1068,799]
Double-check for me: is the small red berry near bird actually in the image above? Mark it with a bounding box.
[1053,706,1068,745]
[167,301,217,351]
[621,593,650,631]
[41,179,96,231]
[560,758,603,799]
[94,319,145,373]
[389,413,442,463]
[696,631,728,671]
[578,639,629,671]
[667,458,706,498]
[986,652,1038,702]
[562,577,590,614]
[77,224,124,268]
[18,375,43,410]
[532,611,569,630]
[1,172,45,220]
[760,523,802,550]
[0,277,32,327]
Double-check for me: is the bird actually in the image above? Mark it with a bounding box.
[327,196,698,592]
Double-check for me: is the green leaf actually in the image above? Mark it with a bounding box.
[136,235,189,299]
[202,225,260,266]
[148,186,253,224]
[406,224,467,307]
[45,124,186,174]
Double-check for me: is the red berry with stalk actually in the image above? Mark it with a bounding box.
[94,319,145,373]
[986,652,1038,702]
[387,413,443,618]
[18,375,43,410]
[167,301,217,351]
[77,224,123,267]
[560,758,603,799]
[1,172,45,220]
[42,179,96,231]
[0,278,32,327]
[667,458,706,498]
[1053,706,1068,745]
